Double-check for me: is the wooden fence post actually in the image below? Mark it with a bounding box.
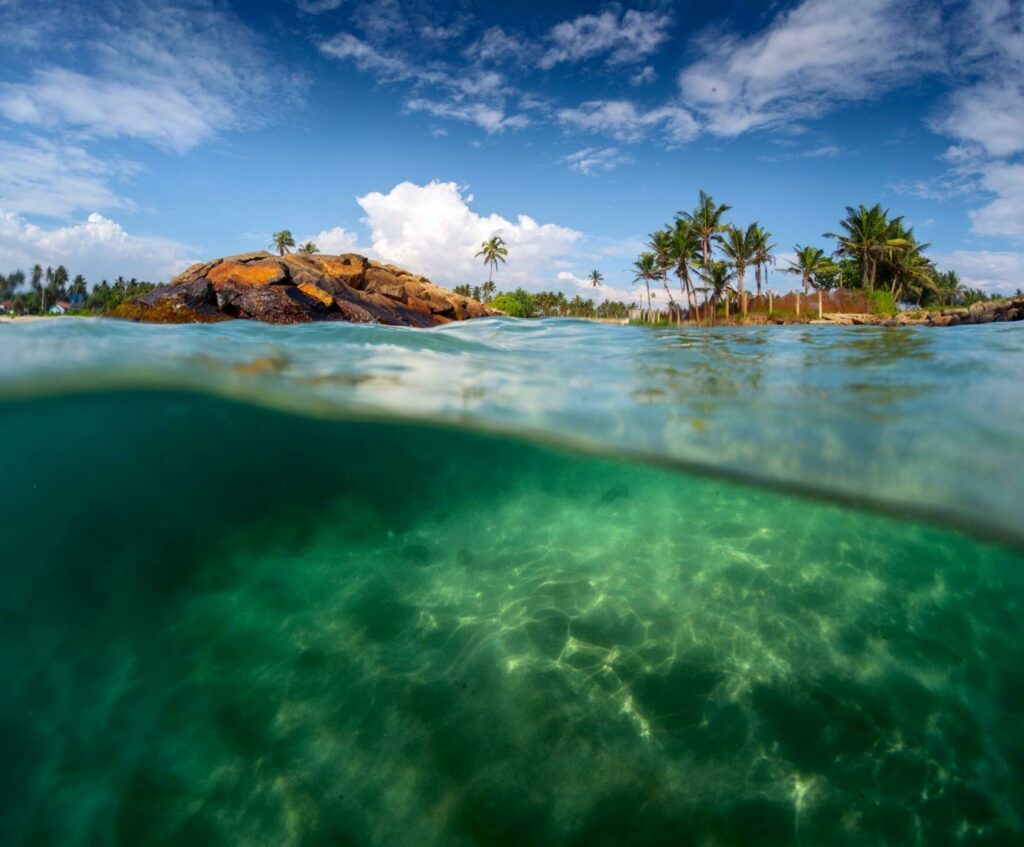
[796,293,801,317]
[725,298,730,319]
[818,290,823,319]
[742,292,747,318]
[769,292,773,316]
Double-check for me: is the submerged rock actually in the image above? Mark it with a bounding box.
[116,251,501,326]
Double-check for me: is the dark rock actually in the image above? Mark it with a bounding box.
[119,252,501,326]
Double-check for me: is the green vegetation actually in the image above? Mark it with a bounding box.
[475,236,508,285]
[297,241,319,254]
[272,230,296,256]
[631,193,1012,324]
[0,264,157,316]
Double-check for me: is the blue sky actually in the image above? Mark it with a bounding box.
[1,0,1023,299]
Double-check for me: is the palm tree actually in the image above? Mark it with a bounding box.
[472,285,482,301]
[272,230,296,255]
[633,252,658,317]
[785,245,836,294]
[700,261,732,324]
[298,241,318,254]
[648,229,677,310]
[669,218,702,320]
[475,236,508,284]
[717,223,759,309]
[481,280,496,303]
[883,230,935,304]
[680,190,732,277]
[825,205,907,291]
[750,225,776,297]
[588,270,604,288]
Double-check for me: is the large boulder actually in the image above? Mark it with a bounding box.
[116,251,502,326]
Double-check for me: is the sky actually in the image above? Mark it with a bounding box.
[0,0,1023,301]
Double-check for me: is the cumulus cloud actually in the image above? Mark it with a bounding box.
[0,210,194,283]
[540,9,673,69]
[678,0,942,136]
[557,100,699,145]
[556,270,636,302]
[300,226,365,255]
[559,147,633,175]
[355,180,581,287]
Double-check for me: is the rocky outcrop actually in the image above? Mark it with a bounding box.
[116,252,501,326]
[811,296,1024,328]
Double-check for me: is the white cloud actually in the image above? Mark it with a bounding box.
[556,270,635,302]
[0,0,281,154]
[560,147,633,175]
[319,32,413,81]
[0,138,138,217]
[935,250,1024,294]
[405,98,529,133]
[926,2,1024,244]
[631,66,657,86]
[464,26,529,64]
[969,162,1024,240]
[932,82,1024,159]
[557,100,699,145]
[355,180,581,287]
[541,9,673,69]
[301,226,365,255]
[0,210,194,283]
[295,0,345,13]
[678,0,941,136]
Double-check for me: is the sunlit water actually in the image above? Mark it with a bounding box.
[1,318,1022,845]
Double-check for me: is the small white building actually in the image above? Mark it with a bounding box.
[48,302,68,315]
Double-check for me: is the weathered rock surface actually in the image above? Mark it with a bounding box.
[117,252,501,326]
[811,296,1024,328]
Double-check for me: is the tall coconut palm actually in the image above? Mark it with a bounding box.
[884,231,935,304]
[825,205,906,291]
[272,230,296,255]
[750,224,776,297]
[475,236,508,284]
[717,223,759,307]
[784,245,836,294]
[700,261,732,325]
[648,229,677,308]
[680,190,732,277]
[669,218,702,320]
[298,241,318,254]
[588,270,604,288]
[633,252,658,317]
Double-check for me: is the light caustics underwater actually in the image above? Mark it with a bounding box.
[1,318,1023,846]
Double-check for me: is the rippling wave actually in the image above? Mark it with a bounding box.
[2,317,1022,544]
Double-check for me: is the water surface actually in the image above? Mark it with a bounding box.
[1,318,1022,845]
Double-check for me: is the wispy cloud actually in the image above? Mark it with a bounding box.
[540,9,673,69]
[678,0,943,136]
[559,147,633,175]
[0,138,139,218]
[0,0,286,154]
[557,100,699,145]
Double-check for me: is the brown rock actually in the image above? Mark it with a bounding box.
[297,282,334,308]
[120,251,499,326]
[208,259,288,288]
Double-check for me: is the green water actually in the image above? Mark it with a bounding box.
[3,388,1022,846]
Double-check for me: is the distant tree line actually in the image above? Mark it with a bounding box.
[0,264,157,315]
[631,193,1014,323]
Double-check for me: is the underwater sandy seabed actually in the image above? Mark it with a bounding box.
[1,389,1022,845]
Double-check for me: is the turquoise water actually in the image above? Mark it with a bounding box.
[1,318,1023,845]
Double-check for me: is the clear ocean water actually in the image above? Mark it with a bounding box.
[1,317,1022,846]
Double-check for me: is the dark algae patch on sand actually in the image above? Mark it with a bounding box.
[2,389,1022,845]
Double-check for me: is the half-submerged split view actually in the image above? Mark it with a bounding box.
[1,2,1023,846]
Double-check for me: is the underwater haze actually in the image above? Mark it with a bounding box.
[1,318,1023,845]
